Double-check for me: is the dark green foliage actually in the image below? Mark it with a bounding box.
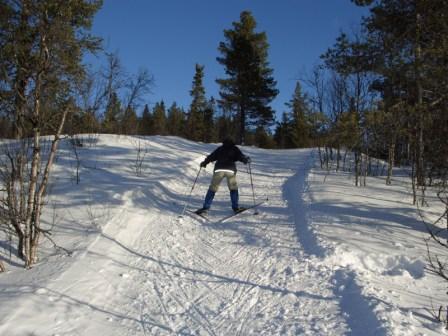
[318,0,447,190]
[203,98,217,143]
[0,0,103,138]
[253,126,276,149]
[287,82,311,148]
[122,106,138,135]
[363,0,447,177]
[152,101,167,135]
[102,92,122,134]
[139,104,152,135]
[274,82,312,149]
[166,102,185,137]
[186,64,208,141]
[216,11,278,144]
[274,112,293,149]
[215,109,236,143]
[0,0,103,267]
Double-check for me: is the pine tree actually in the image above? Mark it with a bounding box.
[122,106,138,135]
[166,102,185,137]
[287,82,311,148]
[203,97,216,143]
[253,126,276,149]
[274,112,293,149]
[215,107,236,143]
[216,11,278,144]
[186,64,207,141]
[152,101,167,135]
[139,104,153,135]
[102,92,122,134]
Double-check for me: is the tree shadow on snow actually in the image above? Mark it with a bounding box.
[101,233,331,302]
[0,241,23,268]
[333,269,388,336]
[282,170,326,259]
[0,283,174,334]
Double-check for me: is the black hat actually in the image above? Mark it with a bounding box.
[222,137,235,146]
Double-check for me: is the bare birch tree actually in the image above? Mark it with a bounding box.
[0,0,102,268]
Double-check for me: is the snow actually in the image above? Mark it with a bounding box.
[0,134,446,335]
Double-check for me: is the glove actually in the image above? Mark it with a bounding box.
[200,161,207,168]
[243,156,251,164]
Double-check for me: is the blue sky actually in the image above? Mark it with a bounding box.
[88,0,368,118]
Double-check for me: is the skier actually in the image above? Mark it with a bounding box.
[195,137,250,215]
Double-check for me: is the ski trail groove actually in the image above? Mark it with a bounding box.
[282,152,326,259]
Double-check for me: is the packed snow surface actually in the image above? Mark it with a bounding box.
[0,135,446,335]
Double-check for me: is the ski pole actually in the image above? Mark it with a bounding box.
[179,166,202,218]
[248,161,259,214]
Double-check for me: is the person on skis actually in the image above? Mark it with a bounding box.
[195,137,250,215]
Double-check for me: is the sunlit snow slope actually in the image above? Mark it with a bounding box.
[0,135,445,336]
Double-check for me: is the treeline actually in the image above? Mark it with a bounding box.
[0,9,310,149]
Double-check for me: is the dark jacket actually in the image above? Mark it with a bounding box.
[202,139,248,173]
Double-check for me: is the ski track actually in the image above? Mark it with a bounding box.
[107,147,375,335]
[0,137,389,335]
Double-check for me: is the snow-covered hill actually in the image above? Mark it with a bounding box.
[0,135,445,335]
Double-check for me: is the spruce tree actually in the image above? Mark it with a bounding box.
[139,104,153,135]
[216,11,278,144]
[203,97,217,143]
[274,112,293,149]
[186,64,207,141]
[121,106,138,135]
[253,126,276,149]
[287,82,311,148]
[215,107,236,143]
[167,102,185,137]
[102,92,122,134]
[152,101,167,135]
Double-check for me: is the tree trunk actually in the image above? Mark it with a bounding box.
[415,12,425,189]
[445,197,448,246]
[15,223,25,260]
[26,105,69,267]
[343,149,348,171]
[363,152,368,187]
[24,128,40,268]
[239,105,246,145]
[411,154,417,205]
[318,145,324,168]
[336,146,341,171]
[6,174,26,259]
[24,63,43,267]
[355,149,361,187]
[386,141,395,185]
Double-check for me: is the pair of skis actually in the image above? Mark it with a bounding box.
[187,200,266,224]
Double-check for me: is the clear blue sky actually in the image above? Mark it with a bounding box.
[88,0,368,118]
